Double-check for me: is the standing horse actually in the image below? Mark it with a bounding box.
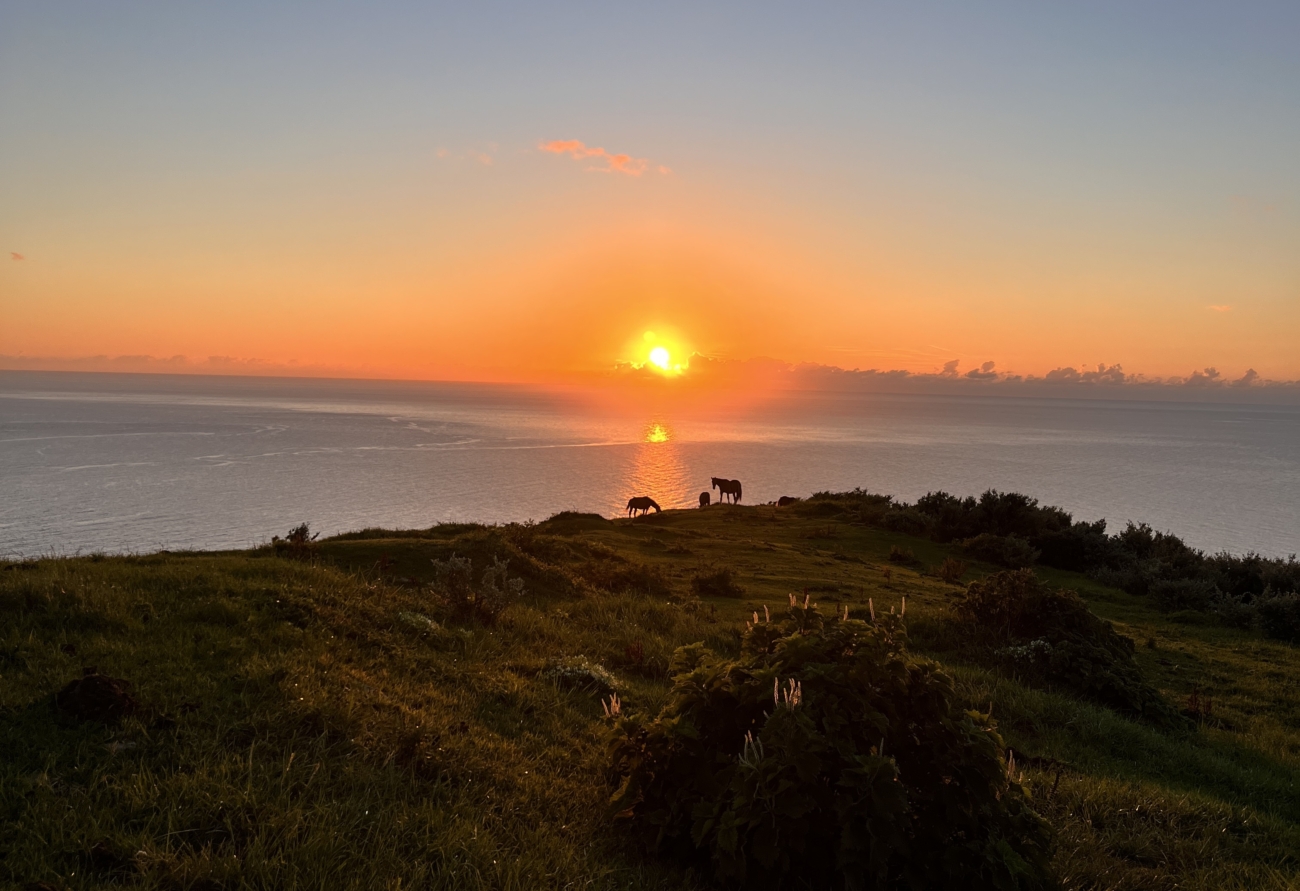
[626,496,661,517]
[711,477,743,504]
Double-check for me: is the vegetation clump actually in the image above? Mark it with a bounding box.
[429,553,523,624]
[606,599,1055,890]
[271,522,319,560]
[543,656,622,695]
[1256,592,1300,643]
[961,533,1040,569]
[805,489,1300,637]
[954,570,1181,727]
[577,552,671,597]
[690,567,746,599]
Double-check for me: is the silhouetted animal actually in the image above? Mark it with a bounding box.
[627,496,661,517]
[711,477,743,504]
[777,495,800,507]
[699,492,710,508]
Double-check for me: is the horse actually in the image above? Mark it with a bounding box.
[777,495,799,507]
[711,477,742,504]
[626,496,661,517]
[699,492,710,508]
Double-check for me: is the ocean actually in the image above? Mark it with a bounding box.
[2,371,1298,558]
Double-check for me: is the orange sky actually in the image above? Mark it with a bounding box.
[3,5,1298,384]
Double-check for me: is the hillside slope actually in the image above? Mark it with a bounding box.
[3,504,1299,889]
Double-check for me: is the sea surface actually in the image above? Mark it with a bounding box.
[2,371,1298,558]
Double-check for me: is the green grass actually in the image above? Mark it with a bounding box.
[2,504,1299,889]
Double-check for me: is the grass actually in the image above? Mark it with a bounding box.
[2,503,1299,889]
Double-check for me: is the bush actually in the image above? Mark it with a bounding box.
[580,557,671,597]
[937,556,969,584]
[543,656,621,694]
[1257,591,1300,642]
[606,602,1055,890]
[1149,577,1218,612]
[430,554,524,624]
[961,533,1040,569]
[880,508,932,536]
[887,545,919,566]
[691,567,746,598]
[271,523,319,560]
[955,570,1182,727]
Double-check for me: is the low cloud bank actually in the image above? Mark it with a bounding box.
[613,356,1300,404]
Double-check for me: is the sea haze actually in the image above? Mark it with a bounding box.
[2,371,1297,559]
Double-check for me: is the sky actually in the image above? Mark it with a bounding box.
[2,1,1298,384]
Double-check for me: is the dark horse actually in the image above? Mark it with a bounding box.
[711,477,742,504]
[627,496,661,517]
[699,492,710,508]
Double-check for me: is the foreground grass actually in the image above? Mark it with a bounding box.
[2,505,1299,889]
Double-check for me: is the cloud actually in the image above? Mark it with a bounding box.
[1044,363,1127,384]
[10,252,23,261]
[539,139,664,177]
[1231,368,1260,388]
[965,360,998,380]
[1207,305,1233,312]
[940,359,960,377]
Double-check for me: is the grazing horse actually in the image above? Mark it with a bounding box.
[626,496,661,517]
[699,492,710,508]
[711,477,743,504]
[777,495,799,507]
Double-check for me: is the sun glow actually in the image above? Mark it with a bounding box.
[649,346,671,370]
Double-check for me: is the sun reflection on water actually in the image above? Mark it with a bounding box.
[623,420,692,511]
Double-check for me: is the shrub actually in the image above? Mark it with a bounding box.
[1149,577,1217,612]
[961,533,1040,569]
[880,508,932,536]
[606,602,1055,890]
[954,570,1182,727]
[691,567,746,599]
[887,545,919,566]
[576,550,671,596]
[937,556,969,584]
[429,554,524,624]
[1257,591,1300,642]
[271,522,319,560]
[543,656,621,695]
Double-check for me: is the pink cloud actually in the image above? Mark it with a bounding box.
[539,139,664,176]
[1207,304,1233,312]
[10,252,23,261]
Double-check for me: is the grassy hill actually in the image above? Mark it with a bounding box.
[3,502,1299,889]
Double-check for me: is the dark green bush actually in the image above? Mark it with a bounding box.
[961,533,1040,569]
[881,508,932,536]
[690,567,745,599]
[1149,577,1218,612]
[606,602,1055,890]
[1257,592,1300,642]
[954,570,1182,728]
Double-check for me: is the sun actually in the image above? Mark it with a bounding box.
[649,346,671,370]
